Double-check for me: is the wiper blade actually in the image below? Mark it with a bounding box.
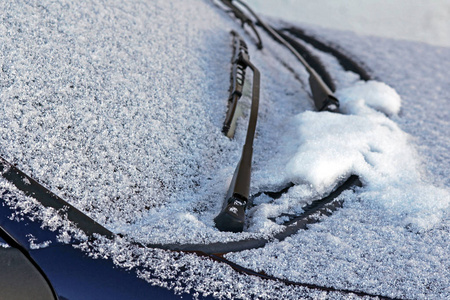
[215,31,260,232]
[232,0,339,112]
[222,31,248,138]
[219,0,263,49]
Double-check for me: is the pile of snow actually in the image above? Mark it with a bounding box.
[286,81,448,230]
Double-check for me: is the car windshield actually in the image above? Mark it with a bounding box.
[1,0,449,299]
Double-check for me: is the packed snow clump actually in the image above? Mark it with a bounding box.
[338,80,401,116]
[284,80,449,231]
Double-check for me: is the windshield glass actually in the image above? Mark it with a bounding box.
[1,0,449,299]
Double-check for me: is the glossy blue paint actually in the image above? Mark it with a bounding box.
[0,190,190,300]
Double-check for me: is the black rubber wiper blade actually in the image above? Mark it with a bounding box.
[219,0,263,49]
[222,31,248,138]
[234,0,339,112]
[215,31,260,232]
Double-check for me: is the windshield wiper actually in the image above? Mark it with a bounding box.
[220,0,339,112]
[214,31,260,232]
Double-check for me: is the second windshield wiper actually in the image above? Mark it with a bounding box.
[219,0,339,112]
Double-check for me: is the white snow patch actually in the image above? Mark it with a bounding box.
[27,233,52,249]
[0,241,10,248]
[284,80,449,230]
[337,80,401,116]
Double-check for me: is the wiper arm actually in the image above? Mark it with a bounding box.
[219,0,263,49]
[215,31,260,232]
[233,0,339,112]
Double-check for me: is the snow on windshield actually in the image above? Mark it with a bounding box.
[1,0,449,298]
